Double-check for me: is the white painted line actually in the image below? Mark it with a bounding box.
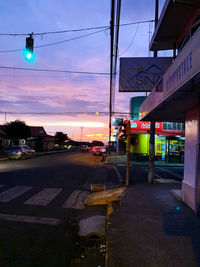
[159,167,183,179]
[24,188,62,206]
[112,165,123,183]
[155,178,180,183]
[0,186,33,202]
[154,173,165,180]
[0,213,61,226]
[62,190,89,210]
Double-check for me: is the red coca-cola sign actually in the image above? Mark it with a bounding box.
[130,121,162,131]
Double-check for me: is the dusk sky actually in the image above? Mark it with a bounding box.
[0,0,168,142]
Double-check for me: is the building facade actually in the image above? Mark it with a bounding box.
[139,0,200,213]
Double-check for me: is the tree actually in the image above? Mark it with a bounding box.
[55,132,69,149]
[5,120,31,145]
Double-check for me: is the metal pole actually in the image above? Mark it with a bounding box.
[108,0,115,154]
[148,121,155,183]
[80,127,83,142]
[195,144,200,215]
[126,121,130,186]
[153,0,159,57]
[4,112,7,124]
[148,0,159,183]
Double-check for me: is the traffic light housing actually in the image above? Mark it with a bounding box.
[24,34,34,61]
[122,120,130,136]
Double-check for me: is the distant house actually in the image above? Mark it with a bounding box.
[0,125,11,150]
[27,126,55,152]
[0,127,6,151]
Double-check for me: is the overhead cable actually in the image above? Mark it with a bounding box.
[0,66,110,75]
[0,19,154,36]
[0,28,109,53]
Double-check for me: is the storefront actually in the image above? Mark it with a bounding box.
[129,120,185,162]
[139,0,200,213]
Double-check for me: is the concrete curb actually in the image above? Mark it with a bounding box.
[105,201,113,267]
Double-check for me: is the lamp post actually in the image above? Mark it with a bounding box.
[80,127,83,142]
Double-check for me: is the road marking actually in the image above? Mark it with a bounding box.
[0,186,32,202]
[142,167,181,181]
[0,213,61,225]
[24,188,62,206]
[159,167,183,179]
[112,165,123,183]
[62,190,89,210]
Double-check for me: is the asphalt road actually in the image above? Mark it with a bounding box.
[0,151,184,266]
[0,151,117,266]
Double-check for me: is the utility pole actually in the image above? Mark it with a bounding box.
[4,112,7,124]
[126,121,131,186]
[108,0,115,154]
[148,0,159,183]
[80,127,83,142]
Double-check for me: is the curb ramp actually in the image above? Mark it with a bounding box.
[84,187,126,206]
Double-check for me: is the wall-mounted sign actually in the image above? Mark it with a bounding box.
[119,57,172,92]
[130,121,162,131]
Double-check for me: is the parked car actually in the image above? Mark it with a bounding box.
[92,146,106,156]
[80,145,90,151]
[7,145,35,159]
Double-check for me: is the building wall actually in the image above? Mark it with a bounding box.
[182,106,200,211]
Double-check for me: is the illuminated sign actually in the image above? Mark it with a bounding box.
[130,121,162,131]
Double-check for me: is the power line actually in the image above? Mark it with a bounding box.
[0,66,110,75]
[0,28,109,54]
[119,23,139,56]
[0,74,110,78]
[0,19,154,37]
[0,111,130,115]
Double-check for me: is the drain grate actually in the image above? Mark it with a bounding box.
[78,235,105,249]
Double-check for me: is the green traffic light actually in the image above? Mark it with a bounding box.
[26,52,32,59]
[23,49,34,62]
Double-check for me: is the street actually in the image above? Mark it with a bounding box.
[0,151,184,266]
[0,151,118,266]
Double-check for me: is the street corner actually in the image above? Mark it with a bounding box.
[84,187,126,206]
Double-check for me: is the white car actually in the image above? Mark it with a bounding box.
[8,145,35,159]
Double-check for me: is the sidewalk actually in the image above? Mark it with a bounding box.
[106,154,200,267]
[106,153,184,167]
[107,183,200,267]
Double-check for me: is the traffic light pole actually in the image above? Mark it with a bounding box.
[126,121,130,187]
[148,0,159,183]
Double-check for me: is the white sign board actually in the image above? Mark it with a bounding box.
[119,57,172,92]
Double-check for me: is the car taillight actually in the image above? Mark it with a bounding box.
[100,148,102,152]
[92,147,95,152]
[20,149,23,152]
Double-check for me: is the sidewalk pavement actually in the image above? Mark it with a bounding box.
[105,154,200,267]
[106,153,184,167]
[107,183,200,267]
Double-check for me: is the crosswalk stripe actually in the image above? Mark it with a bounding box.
[24,188,62,206]
[0,213,61,226]
[0,186,32,202]
[62,190,89,210]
